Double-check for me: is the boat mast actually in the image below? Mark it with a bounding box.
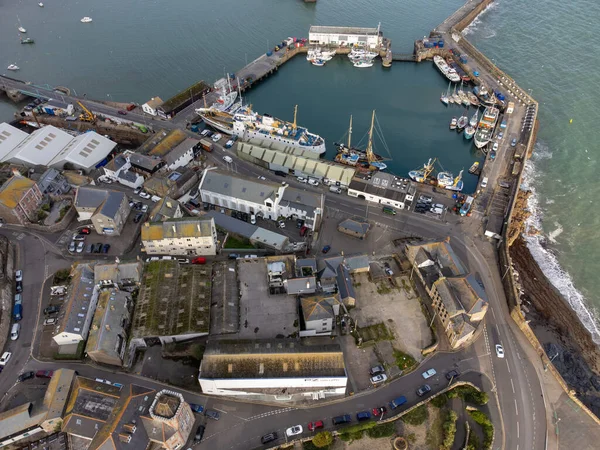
[293,105,298,130]
[366,110,376,162]
[347,115,353,148]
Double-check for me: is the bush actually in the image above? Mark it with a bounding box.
[37,210,48,221]
[41,203,51,211]
[339,430,363,441]
[393,348,417,371]
[431,393,449,408]
[448,385,489,405]
[441,410,458,450]
[311,431,333,448]
[468,410,494,449]
[466,426,481,450]
[366,422,396,438]
[401,404,428,425]
[53,268,71,284]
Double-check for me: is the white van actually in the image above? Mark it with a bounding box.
[250,214,256,225]
[223,156,233,163]
[10,323,20,341]
[329,186,342,194]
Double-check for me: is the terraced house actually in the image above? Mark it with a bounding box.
[141,217,217,256]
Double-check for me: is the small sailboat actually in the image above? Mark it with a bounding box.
[38,2,44,7]
[20,36,34,44]
[441,82,450,105]
[7,64,20,71]
[449,117,457,130]
[353,58,374,68]
[456,113,468,132]
[18,26,26,33]
[469,109,479,127]
[464,125,476,140]
[311,58,326,67]
[81,17,93,23]
[447,86,455,104]
[452,86,461,104]
[468,92,479,107]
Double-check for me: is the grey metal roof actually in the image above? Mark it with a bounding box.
[128,153,164,171]
[285,277,317,294]
[46,100,70,109]
[339,218,370,236]
[201,169,279,205]
[281,187,321,209]
[75,186,110,208]
[86,290,130,360]
[98,191,125,219]
[336,264,355,300]
[61,264,97,335]
[117,170,140,183]
[206,211,288,251]
[164,138,199,165]
[309,25,379,36]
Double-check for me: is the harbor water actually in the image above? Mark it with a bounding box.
[2,1,600,341]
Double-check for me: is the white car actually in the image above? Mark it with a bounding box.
[481,177,489,189]
[308,178,319,186]
[297,177,307,183]
[211,133,222,142]
[223,156,233,163]
[15,270,23,282]
[44,318,57,326]
[76,241,85,253]
[200,129,210,136]
[141,204,149,212]
[139,191,151,199]
[0,351,11,366]
[133,187,141,195]
[422,368,437,379]
[492,142,499,152]
[495,344,505,358]
[250,214,256,225]
[278,220,286,228]
[370,373,388,385]
[257,176,266,180]
[286,425,303,437]
[68,241,76,253]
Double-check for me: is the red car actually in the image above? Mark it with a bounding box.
[36,370,54,379]
[308,420,324,432]
[372,406,387,417]
[191,257,206,265]
[80,227,91,235]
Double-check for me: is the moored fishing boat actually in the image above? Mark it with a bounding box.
[468,161,480,175]
[20,37,34,44]
[433,55,460,82]
[449,117,457,130]
[473,106,499,149]
[409,158,436,183]
[353,58,373,68]
[311,58,326,66]
[464,126,475,140]
[456,114,468,132]
[335,113,389,171]
[469,110,478,127]
[445,170,464,192]
[437,171,454,188]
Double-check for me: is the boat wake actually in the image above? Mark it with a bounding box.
[462,0,500,36]
[522,141,600,344]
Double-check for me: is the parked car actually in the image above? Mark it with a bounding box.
[10,323,20,340]
[385,267,394,276]
[322,245,331,254]
[300,225,309,237]
[139,191,151,199]
[250,214,256,224]
[192,257,206,265]
[189,403,204,414]
[481,177,488,189]
[0,352,11,365]
[68,241,76,252]
[389,396,407,409]
[228,253,240,260]
[445,369,461,380]
[102,244,111,254]
[372,406,387,417]
[211,133,222,142]
[308,420,324,431]
[418,195,433,203]
[422,368,437,379]
[94,243,103,253]
[297,176,307,183]
[141,204,149,212]
[370,374,387,385]
[286,425,303,437]
[133,187,142,195]
[44,305,60,315]
[357,411,371,422]
[492,142,499,152]
[43,318,57,326]
[223,156,233,163]
[278,220,286,228]
[416,384,432,397]
[261,432,278,444]
[194,424,205,443]
[511,138,518,147]
[16,280,23,293]
[36,370,54,379]
[495,344,505,358]
[72,234,86,241]
[134,213,144,223]
[274,170,287,177]
[117,110,127,115]
[257,175,266,180]
[80,227,91,235]
[308,178,319,186]
[17,371,35,382]
[86,244,94,253]
[332,414,352,425]
[205,409,221,420]
[15,270,23,282]
[369,365,385,376]
[76,241,85,253]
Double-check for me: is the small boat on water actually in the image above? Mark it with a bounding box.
[311,58,326,67]
[456,114,468,132]
[335,113,389,172]
[20,37,34,44]
[464,126,476,140]
[468,92,479,107]
[38,2,44,7]
[441,82,450,105]
[81,17,93,23]
[353,58,374,68]
[469,110,479,127]
[7,64,19,71]
[468,161,480,175]
[409,158,436,183]
[307,48,335,61]
[449,117,457,130]
[18,26,26,33]
[349,48,378,59]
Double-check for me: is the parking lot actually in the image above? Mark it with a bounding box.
[210,260,239,335]
[236,258,298,338]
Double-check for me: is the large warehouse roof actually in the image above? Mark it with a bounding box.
[0,123,28,160]
[3,125,73,166]
[309,25,379,36]
[49,132,117,169]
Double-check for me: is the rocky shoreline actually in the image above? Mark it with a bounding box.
[510,237,600,417]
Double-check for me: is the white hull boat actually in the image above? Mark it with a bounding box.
[7,64,19,71]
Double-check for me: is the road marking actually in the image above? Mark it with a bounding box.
[506,361,511,374]
[510,378,515,394]
[514,399,519,416]
[517,421,520,438]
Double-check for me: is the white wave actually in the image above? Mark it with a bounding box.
[545,199,555,204]
[462,0,500,36]
[522,143,600,344]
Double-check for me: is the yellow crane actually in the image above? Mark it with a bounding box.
[77,101,96,123]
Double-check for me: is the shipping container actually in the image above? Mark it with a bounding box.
[200,138,214,152]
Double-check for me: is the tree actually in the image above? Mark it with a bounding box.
[312,431,333,448]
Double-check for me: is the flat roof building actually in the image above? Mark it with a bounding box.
[308,24,382,49]
[347,172,416,210]
[198,339,347,402]
[0,122,28,160]
[141,217,217,256]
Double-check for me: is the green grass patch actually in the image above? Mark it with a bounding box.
[441,410,458,450]
[358,322,394,342]
[425,409,444,449]
[376,283,392,294]
[401,404,428,426]
[339,430,363,441]
[393,348,417,371]
[466,425,481,450]
[366,422,396,438]
[468,410,494,450]
[447,385,489,405]
[431,393,449,408]
[224,235,255,249]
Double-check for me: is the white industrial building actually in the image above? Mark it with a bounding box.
[164,138,199,171]
[141,217,217,256]
[198,340,347,402]
[0,123,116,171]
[308,24,382,49]
[199,168,323,229]
[347,172,416,210]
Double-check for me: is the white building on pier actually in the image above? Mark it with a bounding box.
[308,24,382,49]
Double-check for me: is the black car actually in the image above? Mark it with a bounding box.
[16,281,23,293]
[261,432,278,444]
[369,365,385,376]
[17,371,35,383]
[445,369,461,380]
[416,384,432,397]
[102,244,111,254]
[241,212,249,222]
[296,219,304,228]
[134,213,144,223]
[228,253,240,260]
[94,243,103,253]
[44,305,60,315]
[194,425,205,443]
[203,202,210,211]
[273,170,287,177]
[205,409,221,420]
